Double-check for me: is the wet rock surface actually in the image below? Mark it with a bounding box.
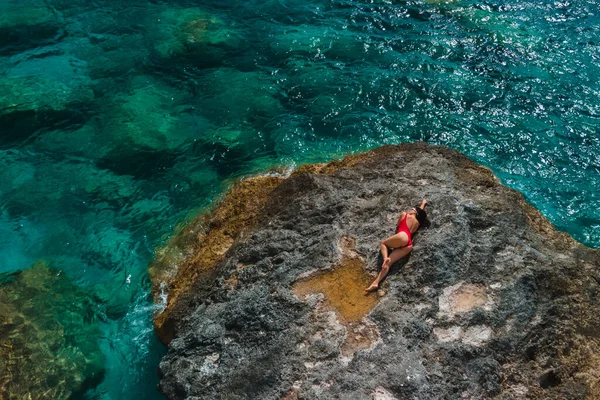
[153,143,600,399]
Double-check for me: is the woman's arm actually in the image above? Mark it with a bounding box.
[419,199,427,209]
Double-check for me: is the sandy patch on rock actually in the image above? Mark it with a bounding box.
[433,325,492,346]
[438,282,492,318]
[293,236,380,323]
[340,320,380,358]
[372,386,398,399]
[433,326,463,343]
[293,236,380,358]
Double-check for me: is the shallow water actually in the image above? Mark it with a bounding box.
[0,0,599,397]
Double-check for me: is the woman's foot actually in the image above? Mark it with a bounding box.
[364,282,379,293]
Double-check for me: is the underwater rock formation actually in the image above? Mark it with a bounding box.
[99,74,199,152]
[152,143,600,399]
[0,1,61,56]
[0,54,94,146]
[0,261,104,399]
[148,7,240,58]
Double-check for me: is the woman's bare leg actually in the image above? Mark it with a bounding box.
[365,245,413,292]
[380,232,409,270]
[380,241,389,263]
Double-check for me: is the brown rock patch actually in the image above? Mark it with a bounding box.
[293,236,380,358]
[449,284,487,313]
[293,236,379,323]
[340,321,380,358]
[438,282,491,318]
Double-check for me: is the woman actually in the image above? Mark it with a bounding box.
[365,199,428,293]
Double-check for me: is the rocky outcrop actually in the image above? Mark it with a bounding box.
[151,143,600,399]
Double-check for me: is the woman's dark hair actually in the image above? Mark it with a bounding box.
[414,205,428,224]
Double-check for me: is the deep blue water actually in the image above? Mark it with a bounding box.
[1,0,599,398]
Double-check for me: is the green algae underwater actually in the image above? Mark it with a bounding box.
[0,0,599,398]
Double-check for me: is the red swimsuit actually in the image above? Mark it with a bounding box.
[396,214,413,247]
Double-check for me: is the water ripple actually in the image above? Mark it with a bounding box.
[1,0,599,398]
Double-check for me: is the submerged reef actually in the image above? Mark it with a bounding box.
[148,7,240,58]
[0,261,104,399]
[152,143,599,399]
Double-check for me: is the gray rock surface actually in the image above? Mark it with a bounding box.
[155,143,600,399]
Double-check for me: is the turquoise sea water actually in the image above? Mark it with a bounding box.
[1,0,599,398]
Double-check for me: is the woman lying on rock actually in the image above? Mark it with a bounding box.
[365,199,428,293]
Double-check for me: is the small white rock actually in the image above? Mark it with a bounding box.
[462,325,492,347]
[433,326,463,342]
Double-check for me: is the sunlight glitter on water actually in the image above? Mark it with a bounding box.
[1,0,599,397]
